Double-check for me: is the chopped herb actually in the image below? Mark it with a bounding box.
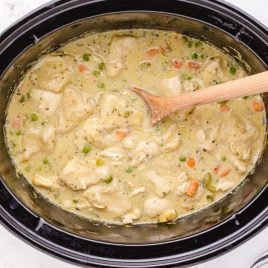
[73,199,79,204]
[125,166,133,173]
[43,158,49,165]
[218,100,228,105]
[82,145,91,154]
[97,82,105,89]
[104,175,113,184]
[179,156,186,162]
[229,66,237,75]
[31,113,38,121]
[195,40,203,47]
[187,41,193,48]
[180,73,192,80]
[26,92,31,99]
[98,62,105,71]
[212,80,220,85]
[206,193,215,202]
[200,53,205,59]
[139,61,152,69]
[221,155,227,161]
[243,96,249,99]
[19,95,26,103]
[82,53,91,61]
[182,35,193,47]
[93,70,100,77]
[96,158,104,166]
[25,166,31,172]
[15,130,22,136]
[192,52,199,60]
[124,111,131,118]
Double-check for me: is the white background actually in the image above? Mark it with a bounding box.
[0,0,267,267]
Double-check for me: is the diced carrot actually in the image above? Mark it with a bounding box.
[186,179,200,197]
[186,157,196,168]
[145,46,165,57]
[11,116,23,129]
[187,61,201,69]
[252,100,264,112]
[220,105,230,112]
[219,168,231,177]
[115,128,129,140]
[78,63,88,73]
[171,59,183,69]
[160,46,166,55]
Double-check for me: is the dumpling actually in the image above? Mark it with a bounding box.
[106,36,137,77]
[30,55,73,93]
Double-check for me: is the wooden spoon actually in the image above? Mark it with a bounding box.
[131,71,268,125]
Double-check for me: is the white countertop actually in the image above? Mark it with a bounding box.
[0,0,267,267]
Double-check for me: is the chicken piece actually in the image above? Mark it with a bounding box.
[201,56,226,85]
[130,187,146,197]
[131,138,160,166]
[31,89,62,115]
[60,157,106,190]
[175,172,190,196]
[84,184,132,217]
[183,78,205,92]
[224,116,257,162]
[144,197,170,218]
[122,209,141,224]
[146,171,171,197]
[99,147,126,161]
[106,36,137,77]
[62,86,93,122]
[216,179,235,191]
[32,174,58,189]
[98,92,143,130]
[159,125,180,153]
[161,76,183,96]
[74,117,112,149]
[197,125,219,152]
[229,154,247,174]
[30,56,72,93]
[18,124,56,162]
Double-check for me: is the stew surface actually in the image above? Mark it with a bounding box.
[5,29,266,224]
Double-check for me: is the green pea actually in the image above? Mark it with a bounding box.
[221,155,227,161]
[82,53,91,61]
[125,166,133,173]
[104,175,113,184]
[31,113,38,122]
[229,66,236,75]
[97,82,105,89]
[192,52,199,60]
[179,156,186,162]
[98,62,105,71]
[82,145,91,154]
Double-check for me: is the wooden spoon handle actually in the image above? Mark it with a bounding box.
[166,71,268,114]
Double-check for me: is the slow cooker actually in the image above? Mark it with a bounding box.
[0,0,267,267]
